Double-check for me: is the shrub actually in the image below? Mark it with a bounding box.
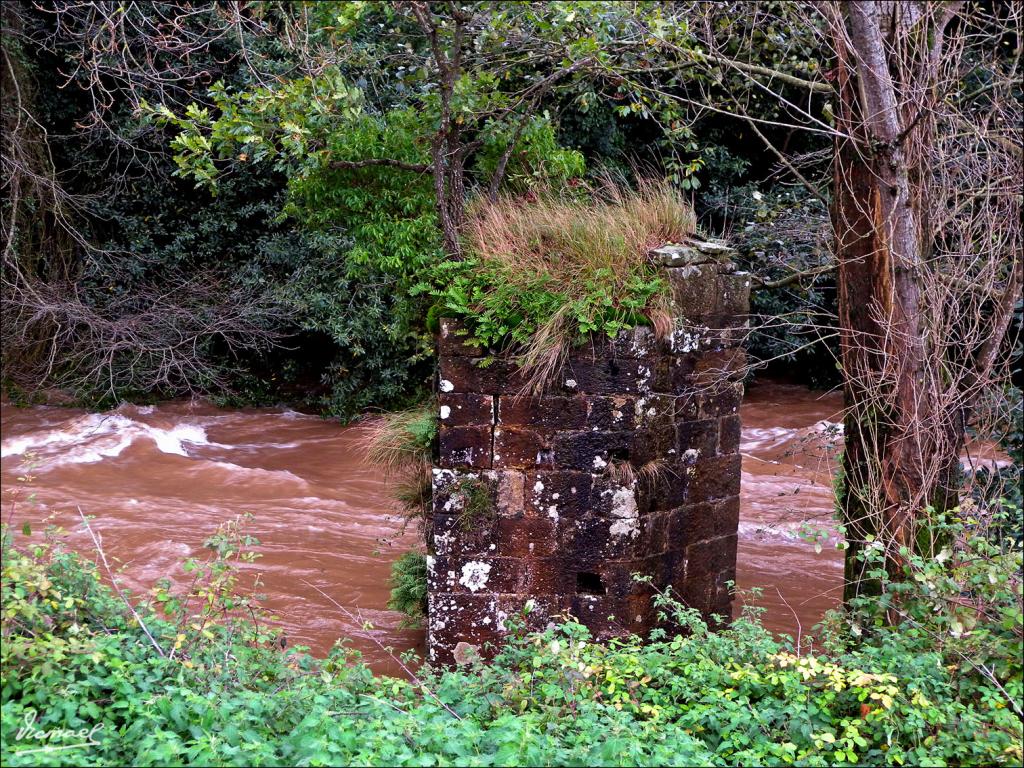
[3,513,1021,767]
[829,505,1023,686]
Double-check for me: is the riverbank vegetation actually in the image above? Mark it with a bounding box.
[3,510,1021,766]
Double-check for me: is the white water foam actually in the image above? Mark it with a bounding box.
[1,413,210,465]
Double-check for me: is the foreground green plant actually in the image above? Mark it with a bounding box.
[2,512,1021,767]
[386,552,429,630]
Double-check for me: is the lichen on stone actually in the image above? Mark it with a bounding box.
[459,561,491,592]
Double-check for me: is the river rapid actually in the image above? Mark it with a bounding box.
[1,380,846,672]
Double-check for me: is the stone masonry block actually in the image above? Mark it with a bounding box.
[669,322,714,355]
[428,555,531,595]
[561,357,665,395]
[696,382,744,418]
[629,512,672,559]
[524,470,593,519]
[668,496,741,549]
[586,395,635,431]
[493,517,559,558]
[438,425,493,469]
[665,264,722,317]
[521,558,575,595]
[596,559,655,599]
[437,317,482,356]
[632,394,677,430]
[571,326,662,360]
[552,430,633,472]
[497,395,588,431]
[567,593,653,639]
[715,273,751,316]
[665,355,700,395]
[431,513,496,557]
[492,427,553,470]
[688,453,742,504]
[675,572,714,614]
[439,357,528,395]
[439,393,494,427]
[683,536,738,587]
[632,460,688,511]
[561,501,663,561]
[629,426,677,466]
[558,513,649,565]
[426,592,504,665]
[694,348,747,386]
[702,315,750,350]
[675,419,720,460]
[717,495,741,540]
[718,415,742,455]
[561,358,638,395]
[432,468,486,516]
[486,469,526,518]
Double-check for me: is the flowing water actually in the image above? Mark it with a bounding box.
[1,380,846,672]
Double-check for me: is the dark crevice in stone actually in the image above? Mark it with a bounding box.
[576,571,606,595]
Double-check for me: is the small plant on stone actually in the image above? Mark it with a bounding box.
[605,457,674,491]
[453,475,497,532]
[387,551,429,629]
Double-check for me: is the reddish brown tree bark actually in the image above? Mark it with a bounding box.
[831,2,963,598]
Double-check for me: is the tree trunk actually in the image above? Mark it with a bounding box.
[832,2,956,601]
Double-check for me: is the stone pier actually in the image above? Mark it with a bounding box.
[426,239,750,665]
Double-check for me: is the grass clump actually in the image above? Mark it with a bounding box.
[428,180,694,392]
[363,405,437,474]
[605,457,675,490]
[363,405,436,624]
[363,403,436,520]
[452,475,497,531]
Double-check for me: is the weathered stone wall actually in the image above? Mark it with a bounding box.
[427,240,750,666]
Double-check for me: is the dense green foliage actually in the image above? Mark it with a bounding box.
[1,4,438,420]
[386,551,429,629]
[3,511,1021,767]
[2,0,856,415]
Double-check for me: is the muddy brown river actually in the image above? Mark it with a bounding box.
[1,381,846,672]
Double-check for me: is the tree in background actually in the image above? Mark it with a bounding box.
[1,2,301,403]
[828,2,1021,596]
